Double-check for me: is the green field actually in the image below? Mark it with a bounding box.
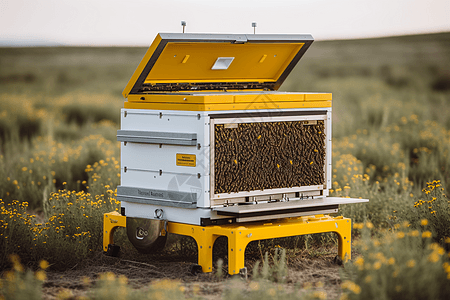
[1,32,450,299]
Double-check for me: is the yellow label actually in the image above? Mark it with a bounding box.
[176,154,196,167]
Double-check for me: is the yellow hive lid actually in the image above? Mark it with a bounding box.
[123,33,314,97]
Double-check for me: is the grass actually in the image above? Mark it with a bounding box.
[1,31,450,298]
[0,255,46,300]
[0,252,331,300]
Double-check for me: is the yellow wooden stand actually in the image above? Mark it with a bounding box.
[103,213,351,275]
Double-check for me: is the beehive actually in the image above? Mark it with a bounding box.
[114,33,366,227]
[104,32,369,275]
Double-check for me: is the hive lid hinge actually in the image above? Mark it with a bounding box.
[232,36,248,44]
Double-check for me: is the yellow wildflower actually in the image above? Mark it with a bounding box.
[396,231,405,239]
[39,260,49,270]
[353,223,364,230]
[422,231,432,238]
[35,270,46,281]
[410,230,419,237]
[428,252,440,263]
[341,280,361,294]
[354,257,364,267]
[313,291,327,299]
[118,275,128,284]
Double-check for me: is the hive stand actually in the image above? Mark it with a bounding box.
[103,212,351,275]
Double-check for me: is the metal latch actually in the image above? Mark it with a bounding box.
[233,36,247,44]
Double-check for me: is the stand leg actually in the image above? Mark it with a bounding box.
[227,231,248,275]
[195,232,219,273]
[336,219,352,261]
[103,212,126,252]
[167,223,219,273]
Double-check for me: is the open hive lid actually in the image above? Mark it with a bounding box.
[123,33,314,97]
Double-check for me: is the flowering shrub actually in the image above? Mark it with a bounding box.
[341,222,450,300]
[0,184,120,268]
[0,134,119,209]
[411,180,450,244]
[332,156,414,229]
[0,255,47,300]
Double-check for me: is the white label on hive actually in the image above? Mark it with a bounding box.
[176,154,196,167]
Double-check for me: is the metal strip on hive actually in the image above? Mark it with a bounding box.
[117,130,197,146]
[209,109,328,119]
[235,208,339,223]
[213,197,368,216]
[117,186,197,208]
[213,186,323,200]
[213,114,326,124]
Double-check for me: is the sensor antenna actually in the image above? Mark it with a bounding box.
[181,21,186,33]
[252,22,257,34]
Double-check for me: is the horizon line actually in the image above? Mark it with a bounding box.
[1,30,449,48]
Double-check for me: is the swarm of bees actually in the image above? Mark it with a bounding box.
[214,121,325,194]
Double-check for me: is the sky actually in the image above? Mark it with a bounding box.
[0,0,449,46]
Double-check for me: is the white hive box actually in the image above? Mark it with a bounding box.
[116,33,366,226]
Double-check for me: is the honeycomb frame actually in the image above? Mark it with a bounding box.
[213,120,326,195]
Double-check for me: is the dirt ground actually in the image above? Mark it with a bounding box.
[41,247,345,299]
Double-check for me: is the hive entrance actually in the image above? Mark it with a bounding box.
[214,120,325,194]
